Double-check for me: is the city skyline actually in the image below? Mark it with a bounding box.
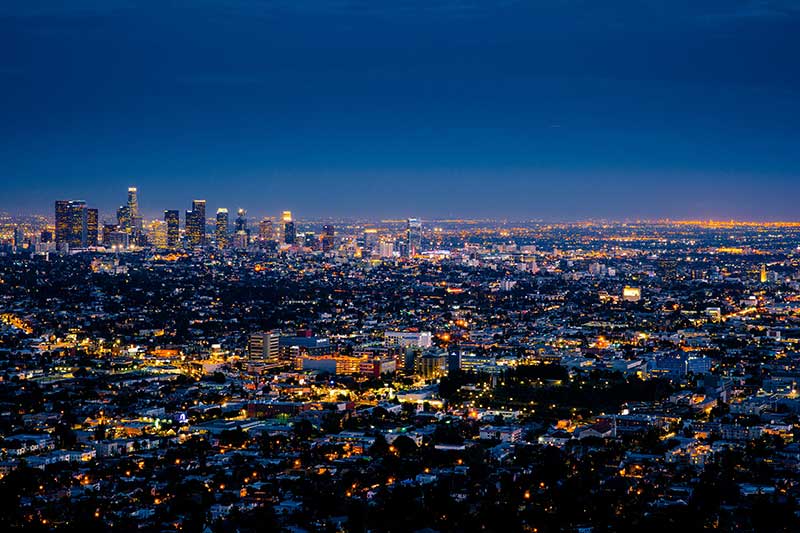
[4,3,800,531]
[2,2,799,219]
[10,182,800,224]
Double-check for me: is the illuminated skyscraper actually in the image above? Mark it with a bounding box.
[148,220,167,248]
[55,200,87,249]
[184,210,194,244]
[760,264,767,283]
[258,218,274,241]
[55,200,70,246]
[115,186,143,238]
[407,218,422,257]
[322,224,335,252]
[235,208,247,233]
[102,224,118,247]
[363,228,378,256]
[215,208,229,248]
[128,187,143,235]
[86,208,99,247]
[13,226,24,249]
[67,201,87,248]
[164,210,180,248]
[117,205,131,231]
[194,200,206,243]
[186,200,206,247]
[233,208,249,248]
[127,187,139,217]
[282,211,296,245]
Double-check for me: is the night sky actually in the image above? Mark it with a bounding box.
[1,1,799,220]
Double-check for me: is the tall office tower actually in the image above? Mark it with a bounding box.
[186,200,207,247]
[258,218,274,241]
[127,187,138,216]
[233,208,249,248]
[13,227,25,249]
[304,232,317,249]
[86,208,99,247]
[282,211,296,245]
[248,331,280,362]
[285,221,295,245]
[193,200,206,244]
[102,224,118,247]
[147,220,167,248]
[235,208,248,233]
[407,218,422,257]
[55,200,70,246]
[55,200,88,249]
[185,209,197,246]
[164,210,180,248]
[215,208,230,248]
[363,228,378,256]
[116,205,131,231]
[761,264,768,283]
[127,187,143,233]
[322,224,335,252]
[67,201,87,248]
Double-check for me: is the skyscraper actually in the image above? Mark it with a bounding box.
[164,210,180,248]
[55,200,87,249]
[148,220,167,248]
[215,208,229,249]
[55,200,70,246]
[235,208,248,234]
[127,187,142,233]
[13,226,25,249]
[186,200,206,247]
[86,208,99,247]
[304,232,317,249]
[102,224,118,247]
[258,218,274,241]
[116,205,131,232]
[322,224,335,252]
[193,200,206,244]
[114,186,143,239]
[67,201,87,249]
[363,228,378,256]
[234,208,249,248]
[127,187,139,219]
[407,218,422,257]
[282,210,296,245]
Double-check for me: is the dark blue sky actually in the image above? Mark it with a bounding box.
[2,1,799,220]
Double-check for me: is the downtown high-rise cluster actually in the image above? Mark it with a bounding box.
[52,186,423,257]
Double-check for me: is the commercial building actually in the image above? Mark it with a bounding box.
[248,331,280,362]
[164,210,180,248]
[216,208,229,248]
[186,200,206,247]
[54,200,88,250]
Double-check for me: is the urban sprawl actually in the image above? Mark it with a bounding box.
[1,187,800,531]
